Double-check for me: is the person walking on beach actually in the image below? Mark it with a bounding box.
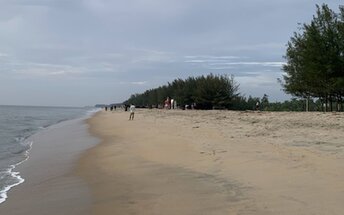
[129,104,135,120]
[255,101,260,111]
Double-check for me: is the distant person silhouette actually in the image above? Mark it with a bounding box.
[255,101,260,111]
[129,104,135,120]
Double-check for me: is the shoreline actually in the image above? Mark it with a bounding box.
[0,117,99,215]
[1,109,343,214]
[78,109,344,215]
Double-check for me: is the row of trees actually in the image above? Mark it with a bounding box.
[124,73,324,111]
[232,94,323,112]
[125,74,240,110]
[282,4,344,111]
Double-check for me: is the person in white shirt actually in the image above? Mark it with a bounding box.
[129,104,135,120]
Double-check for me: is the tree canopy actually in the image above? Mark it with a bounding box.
[282,4,344,111]
[124,74,239,110]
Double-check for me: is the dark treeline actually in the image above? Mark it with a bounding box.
[238,96,329,112]
[124,74,325,111]
[125,74,240,110]
[282,4,344,111]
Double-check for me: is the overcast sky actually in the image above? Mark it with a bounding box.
[0,0,342,106]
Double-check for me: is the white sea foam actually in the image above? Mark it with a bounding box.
[86,108,101,116]
[0,168,25,204]
[0,140,32,204]
[0,106,97,204]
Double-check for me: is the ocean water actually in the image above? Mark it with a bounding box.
[0,105,98,204]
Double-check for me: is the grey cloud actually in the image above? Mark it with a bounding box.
[0,0,342,105]
[183,55,285,73]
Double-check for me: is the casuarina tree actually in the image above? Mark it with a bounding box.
[282,4,344,111]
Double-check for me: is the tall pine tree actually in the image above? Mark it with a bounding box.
[282,4,344,111]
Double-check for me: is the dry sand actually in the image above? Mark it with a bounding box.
[78,109,344,215]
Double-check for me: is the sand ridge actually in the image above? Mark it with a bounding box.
[78,109,344,215]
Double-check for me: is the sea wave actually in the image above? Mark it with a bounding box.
[86,108,101,116]
[0,106,96,204]
[0,140,32,204]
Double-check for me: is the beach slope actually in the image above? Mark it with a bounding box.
[78,110,344,215]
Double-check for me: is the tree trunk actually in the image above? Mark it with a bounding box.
[305,97,309,112]
[339,96,343,112]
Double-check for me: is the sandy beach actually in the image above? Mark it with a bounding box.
[77,109,344,215]
[1,109,343,215]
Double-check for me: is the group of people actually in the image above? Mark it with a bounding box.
[164,97,177,109]
[105,99,260,121]
[103,96,179,123]
[103,104,136,120]
[104,105,117,111]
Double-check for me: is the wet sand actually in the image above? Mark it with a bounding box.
[0,118,98,215]
[78,109,344,215]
